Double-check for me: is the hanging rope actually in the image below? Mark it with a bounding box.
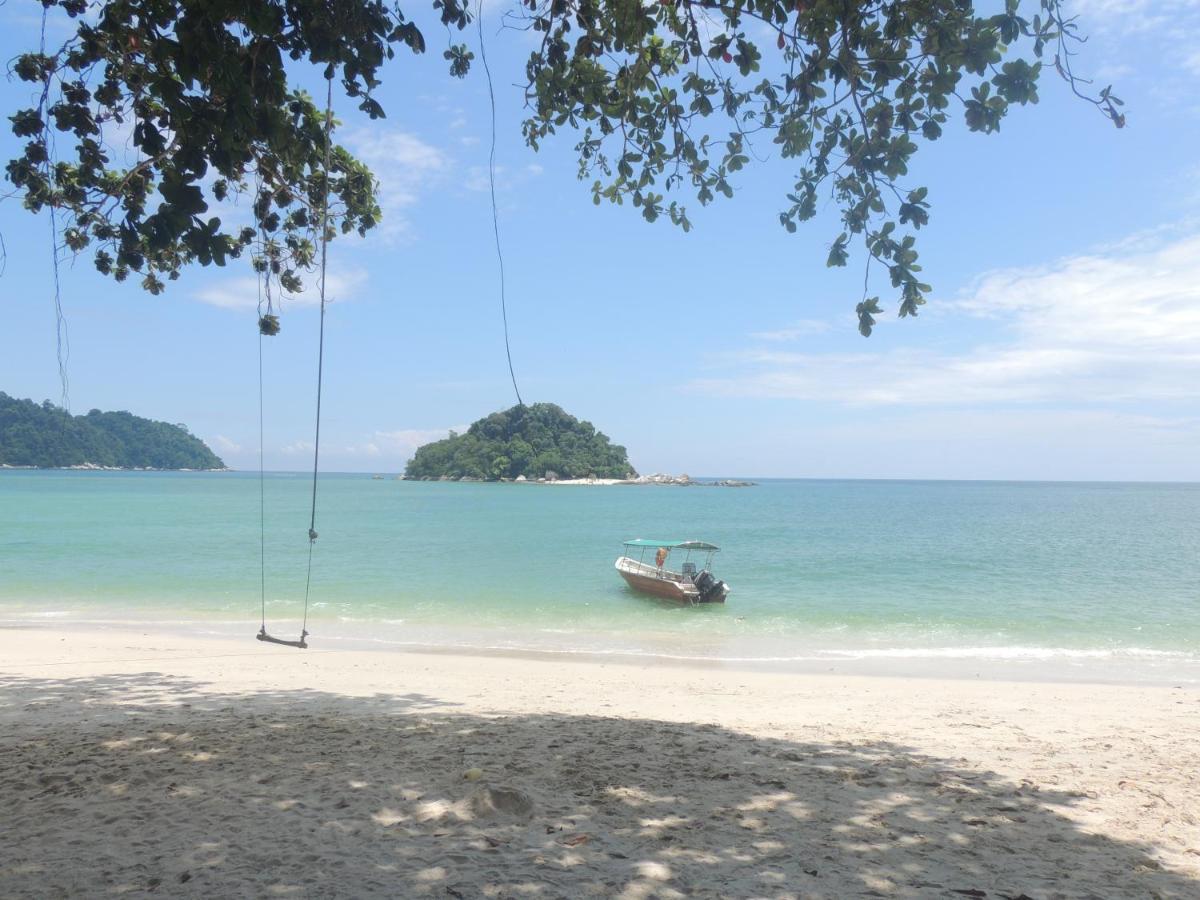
[48,205,70,411]
[254,170,275,638]
[42,7,70,411]
[256,76,334,651]
[257,267,267,634]
[297,72,336,644]
[477,0,523,407]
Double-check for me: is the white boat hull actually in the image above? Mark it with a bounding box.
[614,557,727,603]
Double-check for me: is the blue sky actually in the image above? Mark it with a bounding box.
[2,1,1199,479]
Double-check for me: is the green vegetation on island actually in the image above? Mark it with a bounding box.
[0,393,225,470]
[406,404,634,482]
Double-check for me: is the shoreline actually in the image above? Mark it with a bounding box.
[0,464,231,472]
[2,627,1197,897]
[7,468,1198,484]
[398,475,756,486]
[5,626,1197,696]
[3,618,1198,687]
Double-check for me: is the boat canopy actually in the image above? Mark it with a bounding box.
[623,539,720,552]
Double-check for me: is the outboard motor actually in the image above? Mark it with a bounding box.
[693,570,728,603]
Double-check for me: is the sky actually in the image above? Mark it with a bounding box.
[2,0,1198,480]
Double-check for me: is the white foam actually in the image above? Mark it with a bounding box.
[309,630,1200,672]
[820,646,1191,661]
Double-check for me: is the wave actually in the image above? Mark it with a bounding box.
[3,611,1197,680]
[312,631,1198,665]
[817,645,1194,661]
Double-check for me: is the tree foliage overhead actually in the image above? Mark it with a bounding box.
[520,0,1122,334]
[405,403,635,480]
[5,0,472,297]
[0,392,226,469]
[6,0,1119,331]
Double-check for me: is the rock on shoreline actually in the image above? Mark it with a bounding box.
[396,472,755,486]
[624,473,756,487]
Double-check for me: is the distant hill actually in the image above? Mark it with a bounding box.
[405,403,634,481]
[0,393,225,470]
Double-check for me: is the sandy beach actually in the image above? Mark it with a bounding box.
[1,627,1197,899]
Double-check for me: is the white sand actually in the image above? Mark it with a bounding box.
[1,627,1197,898]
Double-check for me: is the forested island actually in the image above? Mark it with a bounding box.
[405,403,634,482]
[0,393,225,470]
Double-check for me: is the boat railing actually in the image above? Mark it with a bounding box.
[618,556,688,583]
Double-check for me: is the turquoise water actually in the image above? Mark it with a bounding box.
[2,471,1198,676]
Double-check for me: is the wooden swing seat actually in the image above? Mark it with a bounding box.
[256,628,308,649]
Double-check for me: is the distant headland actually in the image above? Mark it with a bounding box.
[0,392,226,471]
[405,403,633,482]
[403,403,754,486]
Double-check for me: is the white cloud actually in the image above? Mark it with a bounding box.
[193,266,368,311]
[192,277,261,311]
[954,232,1200,351]
[344,128,447,238]
[342,426,468,463]
[1095,61,1135,81]
[463,163,543,194]
[976,1,1183,116]
[768,408,1200,480]
[210,434,242,454]
[464,165,492,193]
[1066,1,1200,110]
[1071,0,1200,36]
[694,232,1200,409]
[342,441,382,458]
[749,320,831,341]
[345,129,446,206]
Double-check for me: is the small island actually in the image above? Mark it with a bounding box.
[405,403,634,482]
[0,392,226,470]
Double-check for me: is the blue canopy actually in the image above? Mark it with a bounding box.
[623,539,720,552]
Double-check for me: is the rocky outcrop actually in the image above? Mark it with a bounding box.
[632,473,757,487]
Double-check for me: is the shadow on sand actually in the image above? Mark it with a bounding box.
[0,670,1193,898]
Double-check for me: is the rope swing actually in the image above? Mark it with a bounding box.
[253,16,520,647]
[256,75,335,651]
[477,0,523,407]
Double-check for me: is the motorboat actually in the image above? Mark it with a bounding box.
[615,539,730,604]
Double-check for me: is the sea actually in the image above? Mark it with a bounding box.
[2,471,1198,682]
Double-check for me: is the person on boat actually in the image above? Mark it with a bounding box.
[655,546,668,569]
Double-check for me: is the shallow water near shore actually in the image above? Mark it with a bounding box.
[2,471,1198,680]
